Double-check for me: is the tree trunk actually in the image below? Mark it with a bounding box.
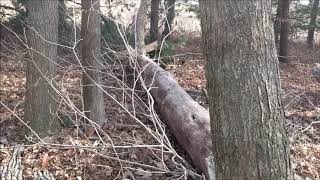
[81,0,106,124]
[279,0,290,62]
[162,0,176,38]
[135,1,212,178]
[150,0,161,43]
[25,0,60,137]
[274,0,281,43]
[307,0,319,47]
[200,0,293,179]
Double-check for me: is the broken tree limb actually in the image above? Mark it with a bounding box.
[138,55,213,179]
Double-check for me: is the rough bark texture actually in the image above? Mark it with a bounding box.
[0,147,24,180]
[135,1,212,178]
[307,0,319,47]
[279,0,290,62]
[162,0,176,38]
[25,0,60,137]
[150,0,161,43]
[81,0,106,124]
[200,0,293,179]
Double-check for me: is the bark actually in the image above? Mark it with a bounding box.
[81,0,106,124]
[150,0,161,43]
[307,0,320,47]
[0,147,24,180]
[274,0,281,43]
[135,1,212,178]
[279,0,290,62]
[200,0,293,179]
[25,0,60,137]
[162,0,176,38]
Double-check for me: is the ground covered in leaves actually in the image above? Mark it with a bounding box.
[1,31,320,179]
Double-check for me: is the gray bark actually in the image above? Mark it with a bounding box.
[162,0,175,38]
[279,0,290,62]
[25,0,60,137]
[150,0,161,43]
[307,0,320,47]
[135,1,212,178]
[200,0,293,179]
[274,0,281,43]
[81,0,106,124]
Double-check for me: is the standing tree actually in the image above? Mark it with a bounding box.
[81,0,106,124]
[150,0,161,43]
[25,0,60,137]
[279,0,291,62]
[200,0,293,179]
[162,0,175,38]
[274,0,282,43]
[307,0,320,47]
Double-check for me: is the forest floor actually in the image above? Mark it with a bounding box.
[1,32,320,179]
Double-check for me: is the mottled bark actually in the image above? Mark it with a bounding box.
[200,0,293,179]
[150,0,161,43]
[279,0,290,62]
[81,0,106,124]
[307,0,319,47]
[162,0,175,38]
[25,0,60,137]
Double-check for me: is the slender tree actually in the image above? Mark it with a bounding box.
[200,0,293,179]
[274,0,281,43]
[81,0,106,124]
[25,0,60,137]
[279,0,290,62]
[162,0,175,38]
[307,0,320,47]
[150,0,161,43]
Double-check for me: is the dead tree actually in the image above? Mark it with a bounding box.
[135,0,212,178]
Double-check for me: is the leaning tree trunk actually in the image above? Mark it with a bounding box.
[200,0,293,179]
[162,0,176,38]
[135,0,212,178]
[150,0,161,43]
[81,0,106,124]
[307,0,320,47]
[279,0,290,62]
[25,0,60,137]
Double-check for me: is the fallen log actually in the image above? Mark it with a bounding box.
[132,1,214,178]
[137,55,213,179]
